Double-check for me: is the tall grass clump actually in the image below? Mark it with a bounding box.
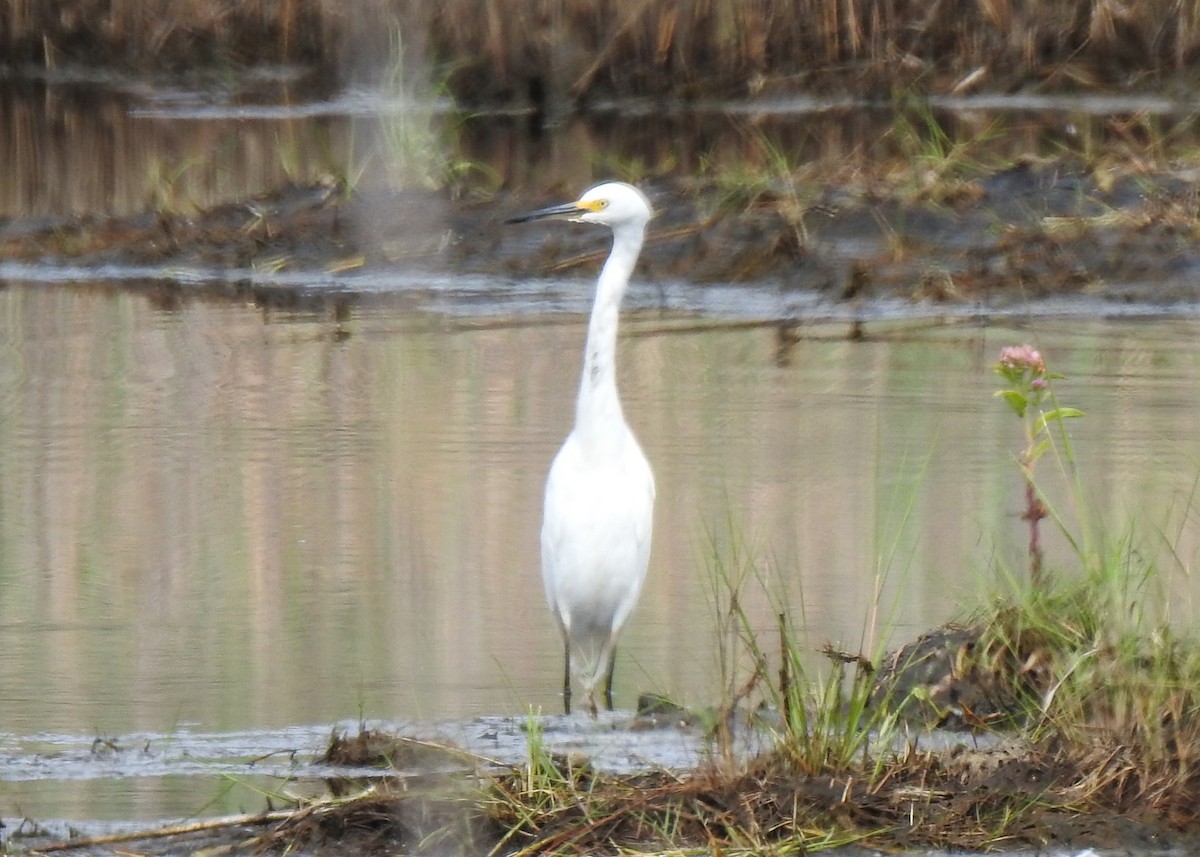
[699,521,905,780]
[345,26,486,196]
[882,99,1008,201]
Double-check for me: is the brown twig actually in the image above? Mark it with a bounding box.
[28,810,295,853]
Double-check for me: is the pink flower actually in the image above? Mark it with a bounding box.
[998,344,1045,375]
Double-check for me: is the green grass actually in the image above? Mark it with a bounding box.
[348,25,494,197]
[698,526,903,778]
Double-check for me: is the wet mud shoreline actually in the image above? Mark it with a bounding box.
[4,157,1200,316]
[7,713,1200,857]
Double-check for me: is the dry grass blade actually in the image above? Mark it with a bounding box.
[27,810,296,853]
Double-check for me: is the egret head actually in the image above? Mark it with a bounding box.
[506,181,653,231]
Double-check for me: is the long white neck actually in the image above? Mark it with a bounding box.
[574,222,644,443]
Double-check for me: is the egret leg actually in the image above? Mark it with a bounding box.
[562,640,572,715]
[602,647,617,711]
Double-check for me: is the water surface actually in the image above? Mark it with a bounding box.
[4,286,1200,743]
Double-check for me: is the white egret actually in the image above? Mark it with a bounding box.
[507,182,656,716]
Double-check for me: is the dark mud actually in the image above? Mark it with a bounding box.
[4,159,1200,316]
[5,718,1196,857]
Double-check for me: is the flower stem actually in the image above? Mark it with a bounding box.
[1022,476,1047,586]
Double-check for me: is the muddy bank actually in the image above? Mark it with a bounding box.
[248,737,1199,856]
[6,720,1197,857]
[3,159,1200,313]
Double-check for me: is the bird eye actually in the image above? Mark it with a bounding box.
[597,200,609,209]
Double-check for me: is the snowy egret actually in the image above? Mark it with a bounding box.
[507,182,656,715]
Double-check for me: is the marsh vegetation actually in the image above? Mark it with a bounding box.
[8,0,1200,103]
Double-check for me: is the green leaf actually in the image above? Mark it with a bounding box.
[1034,407,1084,434]
[994,389,1027,417]
[1028,436,1052,465]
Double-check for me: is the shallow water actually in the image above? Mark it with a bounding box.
[0,712,741,837]
[4,278,1200,830]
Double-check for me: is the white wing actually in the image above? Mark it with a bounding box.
[541,426,654,683]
